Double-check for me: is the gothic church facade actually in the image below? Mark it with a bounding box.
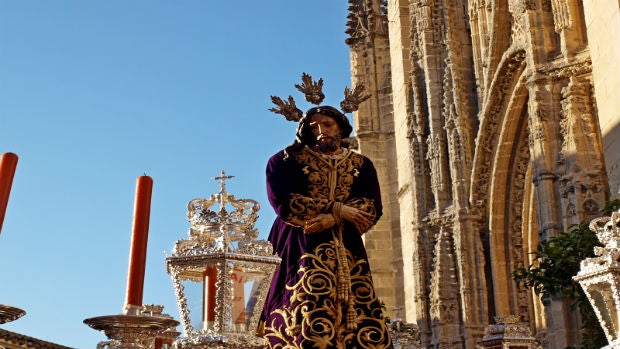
[346,1,620,348]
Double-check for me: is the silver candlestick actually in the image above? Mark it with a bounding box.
[84,311,179,349]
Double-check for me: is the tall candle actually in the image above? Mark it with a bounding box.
[202,266,217,328]
[0,152,18,235]
[124,175,153,313]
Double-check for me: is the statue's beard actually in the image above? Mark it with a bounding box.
[317,136,340,153]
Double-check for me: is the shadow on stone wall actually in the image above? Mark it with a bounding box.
[602,120,620,196]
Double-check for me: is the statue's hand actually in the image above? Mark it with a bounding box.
[304,214,336,234]
[340,204,375,235]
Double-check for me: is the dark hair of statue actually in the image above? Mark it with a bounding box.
[295,106,353,145]
[283,106,354,160]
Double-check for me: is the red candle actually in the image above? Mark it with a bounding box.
[203,266,217,328]
[124,175,153,312]
[0,152,18,235]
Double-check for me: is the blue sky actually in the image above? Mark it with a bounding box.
[0,2,352,347]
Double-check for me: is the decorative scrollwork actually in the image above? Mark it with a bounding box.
[175,170,261,255]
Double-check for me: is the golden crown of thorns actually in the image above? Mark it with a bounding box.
[269,73,371,122]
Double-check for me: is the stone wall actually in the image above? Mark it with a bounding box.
[346,0,620,348]
[582,0,620,197]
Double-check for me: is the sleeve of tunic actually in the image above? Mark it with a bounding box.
[343,154,383,234]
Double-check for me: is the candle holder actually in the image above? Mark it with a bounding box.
[0,304,25,324]
[166,171,279,349]
[84,305,179,349]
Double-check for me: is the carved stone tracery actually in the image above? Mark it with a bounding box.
[346,1,610,348]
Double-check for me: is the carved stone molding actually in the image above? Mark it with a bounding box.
[471,49,527,210]
[346,0,388,46]
[539,54,592,80]
[347,1,611,348]
[551,0,571,31]
[508,138,532,319]
[477,315,541,349]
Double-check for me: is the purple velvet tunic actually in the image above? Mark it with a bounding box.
[259,146,393,349]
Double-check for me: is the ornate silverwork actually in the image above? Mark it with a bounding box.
[84,309,179,349]
[166,171,280,349]
[574,208,620,348]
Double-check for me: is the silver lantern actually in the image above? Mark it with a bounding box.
[166,171,279,349]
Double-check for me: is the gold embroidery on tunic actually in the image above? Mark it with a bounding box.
[284,148,376,224]
[266,148,390,348]
[264,239,391,349]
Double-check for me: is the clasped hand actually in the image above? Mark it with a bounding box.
[304,214,335,234]
[303,205,374,235]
